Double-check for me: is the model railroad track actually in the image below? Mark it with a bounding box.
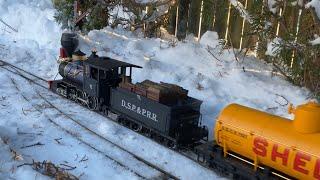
[0,60,48,89]
[0,60,214,179]
[35,91,179,180]
[11,73,154,178]
[0,60,218,179]
[1,60,179,180]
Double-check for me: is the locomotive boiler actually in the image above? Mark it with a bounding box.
[196,101,320,179]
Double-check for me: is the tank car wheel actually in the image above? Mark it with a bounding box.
[145,130,153,138]
[167,140,177,149]
[103,107,109,115]
[117,117,124,125]
[132,124,142,132]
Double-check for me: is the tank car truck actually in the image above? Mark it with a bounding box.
[49,32,208,148]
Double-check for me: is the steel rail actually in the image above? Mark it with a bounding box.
[9,77,150,179]
[1,60,180,180]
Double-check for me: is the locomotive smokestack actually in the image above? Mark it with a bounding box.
[61,32,79,58]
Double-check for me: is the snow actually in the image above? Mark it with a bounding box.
[0,72,155,180]
[134,0,162,4]
[306,0,320,19]
[0,0,61,78]
[78,28,309,135]
[0,0,313,179]
[266,37,282,56]
[199,31,220,48]
[229,0,252,23]
[0,136,49,180]
[268,0,278,14]
[310,36,320,45]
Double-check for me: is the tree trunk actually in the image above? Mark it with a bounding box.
[213,0,229,39]
[188,0,202,36]
[167,4,178,35]
[177,0,190,40]
[200,0,215,37]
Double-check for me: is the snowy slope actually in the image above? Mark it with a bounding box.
[0,71,155,180]
[0,0,61,78]
[77,28,309,136]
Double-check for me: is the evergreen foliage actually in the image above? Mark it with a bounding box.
[166,4,177,35]
[188,0,201,36]
[52,0,174,35]
[52,0,75,29]
[241,0,320,100]
[213,0,229,40]
[201,0,215,36]
[176,0,190,40]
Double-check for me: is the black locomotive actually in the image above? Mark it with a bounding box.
[49,32,208,148]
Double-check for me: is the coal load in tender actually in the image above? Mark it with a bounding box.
[119,80,189,105]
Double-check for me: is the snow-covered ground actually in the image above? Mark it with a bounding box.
[78,28,309,132]
[0,0,311,179]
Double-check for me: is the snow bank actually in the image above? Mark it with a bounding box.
[0,0,61,78]
[199,31,220,48]
[306,0,320,20]
[78,28,309,138]
[0,71,145,180]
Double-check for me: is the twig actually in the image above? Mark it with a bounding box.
[74,154,79,161]
[266,106,278,111]
[54,138,62,144]
[21,108,27,116]
[206,45,222,62]
[0,18,18,32]
[20,142,44,149]
[78,172,85,179]
[228,32,239,62]
[60,164,76,171]
[275,94,289,106]
[17,130,42,136]
[17,163,33,168]
[272,62,294,82]
[10,148,23,161]
[79,155,88,163]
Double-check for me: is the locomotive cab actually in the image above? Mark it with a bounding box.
[82,55,142,110]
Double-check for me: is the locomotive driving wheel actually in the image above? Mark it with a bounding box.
[87,96,98,110]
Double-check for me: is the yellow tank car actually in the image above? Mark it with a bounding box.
[214,102,320,179]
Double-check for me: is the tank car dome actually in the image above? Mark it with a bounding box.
[289,101,320,134]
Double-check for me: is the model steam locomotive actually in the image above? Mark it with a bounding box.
[49,32,209,148]
[49,32,320,180]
